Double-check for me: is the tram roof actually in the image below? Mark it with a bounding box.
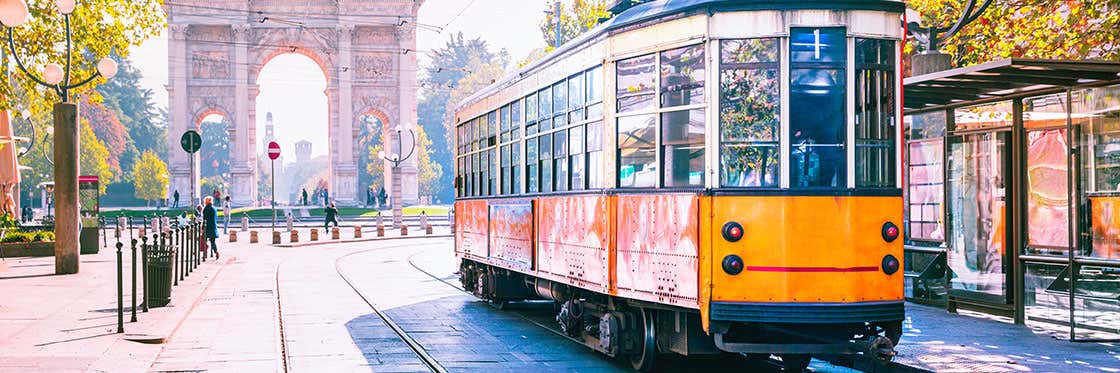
[456,0,905,114]
[903,58,1120,112]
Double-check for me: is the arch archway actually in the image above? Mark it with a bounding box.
[165,1,422,206]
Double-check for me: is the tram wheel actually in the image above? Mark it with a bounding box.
[628,308,657,372]
[780,354,811,372]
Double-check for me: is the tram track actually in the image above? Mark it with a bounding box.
[273,242,450,373]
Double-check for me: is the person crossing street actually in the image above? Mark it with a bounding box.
[324,202,339,230]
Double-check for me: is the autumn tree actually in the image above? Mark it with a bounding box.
[357,114,383,195]
[539,0,612,49]
[906,0,1120,69]
[415,125,443,199]
[79,122,114,195]
[132,150,168,206]
[1,1,165,112]
[366,143,385,193]
[83,99,131,177]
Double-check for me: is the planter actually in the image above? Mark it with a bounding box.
[0,241,56,257]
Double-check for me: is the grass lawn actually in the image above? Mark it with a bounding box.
[101,209,192,219]
[359,206,449,216]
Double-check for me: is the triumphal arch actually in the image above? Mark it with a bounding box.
[165,0,421,206]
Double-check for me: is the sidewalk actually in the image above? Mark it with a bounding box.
[896,304,1119,372]
[0,233,235,373]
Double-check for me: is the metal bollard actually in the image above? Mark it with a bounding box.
[169,232,177,287]
[102,217,108,248]
[141,235,149,312]
[241,215,249,232]
[286,214,293,232]
[131,238,137,322]
[420,212,428,232]
[116,241,124,333]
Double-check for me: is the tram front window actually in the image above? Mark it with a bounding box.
[789,28,847,188]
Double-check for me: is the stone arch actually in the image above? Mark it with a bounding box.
[194,108,231,128]
[253,46,333,85]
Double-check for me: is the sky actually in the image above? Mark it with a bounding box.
[130,0,550,159]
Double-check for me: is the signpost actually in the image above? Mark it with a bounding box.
[267,141,281,235]
[180,130,202,209]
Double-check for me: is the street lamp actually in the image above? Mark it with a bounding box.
[1,0,119,275]
[378,125,416,228]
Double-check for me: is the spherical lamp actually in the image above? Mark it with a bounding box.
[377,150,386,160]
[96,57,118,79]
[42,63,64,85]
[54,0,75,15]
[0,0,29,27]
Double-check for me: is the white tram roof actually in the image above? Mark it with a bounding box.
[455,0,905,115]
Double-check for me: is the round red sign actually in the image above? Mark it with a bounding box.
[267,141,281,160]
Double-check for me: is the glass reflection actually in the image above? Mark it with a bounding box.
[618,114,657,188]
[947,132,1008,299]
[720,38,779,187]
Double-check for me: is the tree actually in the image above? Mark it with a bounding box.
[1,1,165,113]
[415,125,443,199]
[366,144,385,192]
[356,114,383,194]
[418,33,509,203]
[538,0,612,50]
[132,150,168,206]
[83,99,132,177]
[906,0,1120,70]
[79,122,114,195]
[97,59,167,160]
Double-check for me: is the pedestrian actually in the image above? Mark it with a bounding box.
[223,196,232,234]
[173,190,180,208]
[203,196,219,259]
[324,202,339,230]
[301,188,308,206]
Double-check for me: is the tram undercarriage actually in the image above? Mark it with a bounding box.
[460,259,902,372]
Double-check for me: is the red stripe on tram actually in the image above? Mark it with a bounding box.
[745,266,880,273]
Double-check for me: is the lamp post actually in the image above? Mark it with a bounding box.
[378,125,415,228]
[1,0,119,275]
[904,0,993,75]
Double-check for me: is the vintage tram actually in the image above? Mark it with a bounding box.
[453,0,906,370]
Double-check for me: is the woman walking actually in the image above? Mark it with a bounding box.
[203,196,219,259]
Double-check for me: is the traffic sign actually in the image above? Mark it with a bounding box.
[180,130,202,154]
[267,141,281,160]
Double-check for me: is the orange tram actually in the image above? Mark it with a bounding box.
[452,0,906,370]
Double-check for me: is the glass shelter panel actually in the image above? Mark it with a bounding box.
[947,131,1010,302]
[1024,94,1071,254]
[1075,85,1120,260]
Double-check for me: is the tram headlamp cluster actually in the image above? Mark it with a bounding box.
[881,255,900,275]
[721,222,744,242]
[881,222,900,243]
[721,255,744,275]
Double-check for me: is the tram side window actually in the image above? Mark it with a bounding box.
[587,121,604,188]
[720,38,780,187]
[617,54,656,113]
[570,125,586,190]
[554,131,569,191]
[855,38,897,188]
[500,105,511,143]
[587,67,604,119]
[618,114,657,188]
[540,133,553,192]
[662,109,705,186]
[490,148,497,195]
[488,111,498,147]
[527,137,539,193]
[540,88,553,131]
[512,142,522,194]
[789,27,847,188]
[501,145,511,195]
[570,74,585,123]
[661,44,706,108]
[527,93,538,135]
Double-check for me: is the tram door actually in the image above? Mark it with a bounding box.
[947,130,1012,305]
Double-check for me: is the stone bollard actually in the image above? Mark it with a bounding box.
[426,224,433,235]
[272,231,281,245]
[241,216,249,231]
[250,230,259,243]
[354,225,362,238]
[310,229,319,241]
[377,223,385,237]
[331,227,340,240]
[401,225,409,236]
[290,230,299,243]
[229,230,238,242]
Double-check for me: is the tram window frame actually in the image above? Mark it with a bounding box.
[854,38,897,188]
[660,44,706,108]
[527,137,539,193]
[617,54,656,113]
[789,27,848,189]
[540,132,553,192]
[719,38,781,188]
[554,130,569,191]
[588,121,604,188]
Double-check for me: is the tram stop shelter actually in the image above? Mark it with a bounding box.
[902,58,1120,341]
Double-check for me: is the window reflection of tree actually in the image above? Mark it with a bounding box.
[719,38,779,187]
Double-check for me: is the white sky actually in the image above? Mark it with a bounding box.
[130,0,550,158]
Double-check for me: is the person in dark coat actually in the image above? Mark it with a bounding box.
[324,202,339,229]
[203,196,219,259]
[173,190,180,208]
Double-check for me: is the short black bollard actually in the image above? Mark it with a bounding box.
[169,232,177,287]
[131,238,137,322]
[128,217,135,243]
[116,241,124,333]
[141,235,149,312]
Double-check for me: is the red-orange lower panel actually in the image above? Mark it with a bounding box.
[615,194,700,309]
[535,195,611,293]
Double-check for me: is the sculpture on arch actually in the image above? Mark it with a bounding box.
[164,1,422,207]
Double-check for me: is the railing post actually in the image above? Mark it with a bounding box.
[130,238,137,322]
[141,235,149,312]
[116,240,124,333]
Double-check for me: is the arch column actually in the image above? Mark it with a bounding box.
[331,25,358,205]
[230,24,257,206]
[167,24,194,207]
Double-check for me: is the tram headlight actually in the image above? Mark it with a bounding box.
[881,254,900,275]
[881,222,900,243]
[721,222,744,242]
[721,254,744,275]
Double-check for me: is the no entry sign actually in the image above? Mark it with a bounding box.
[267,141,281,160]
